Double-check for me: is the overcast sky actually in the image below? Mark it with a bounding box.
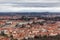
[0,0,60,12]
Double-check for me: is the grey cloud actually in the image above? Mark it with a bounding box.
[0,0,60,3]
[12,3,60,7]
[0,0,60,7]
[0,3,60,7]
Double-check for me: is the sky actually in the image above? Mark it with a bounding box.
[0,0,60,12]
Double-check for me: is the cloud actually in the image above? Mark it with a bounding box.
[0,5,60,12]
[0,0,60,3]
[0,0,60,12]
[0,2,60,7]
[0,0,60,7]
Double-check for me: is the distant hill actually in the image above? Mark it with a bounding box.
[0,12,60,16]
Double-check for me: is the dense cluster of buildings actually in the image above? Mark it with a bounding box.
[0,16,60,40]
